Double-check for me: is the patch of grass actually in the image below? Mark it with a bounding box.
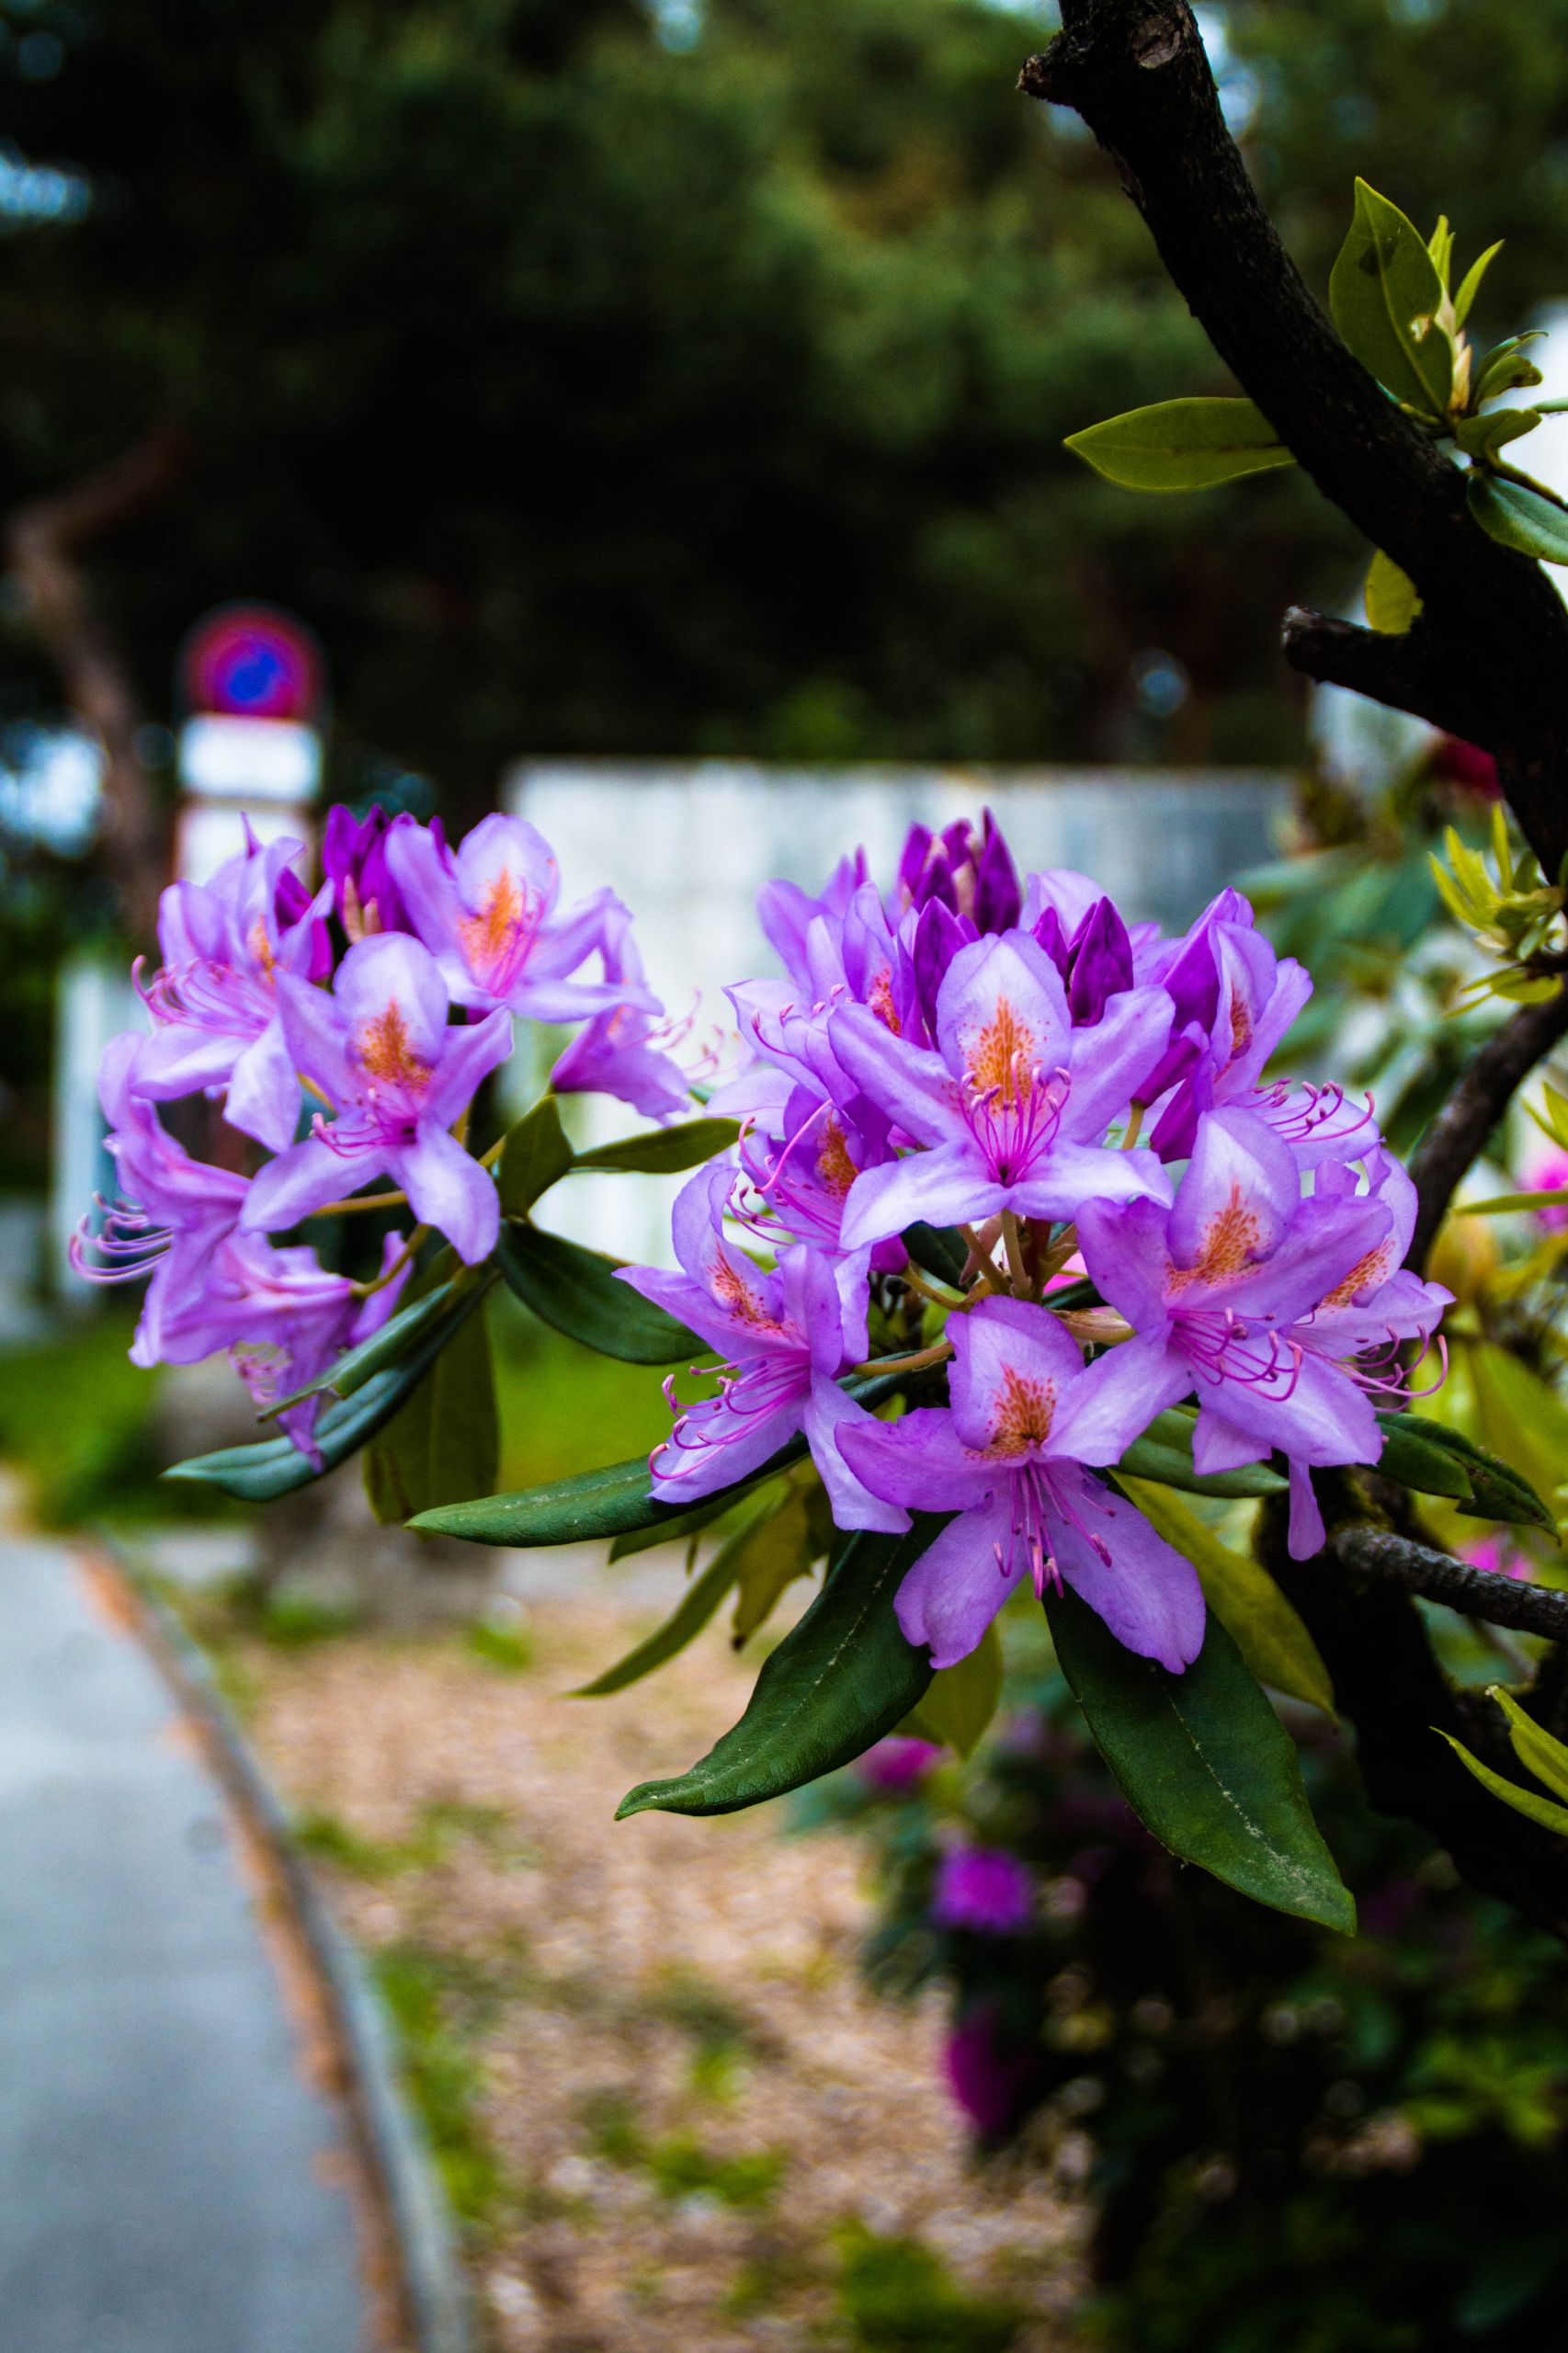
[835,2225,1023,2353]
[297,1799,529,1881]
[0,1314,240,1529]
[258,1589,361,1647]
[372,1944,515,2233]
[579,2091,786,2211]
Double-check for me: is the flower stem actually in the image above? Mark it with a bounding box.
[853,1340,954,1379]
[310,1188,411,1217]
[353,1222,429,1297]
[1122,1103,1144,1150]
[1000,1210,1029,1297]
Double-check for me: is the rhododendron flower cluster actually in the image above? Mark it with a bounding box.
[620,814,1450,1677]
[75,809,689,1462]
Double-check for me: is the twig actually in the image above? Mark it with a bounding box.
[1333,1524,1568,1641]
[1406,983,1568,1269]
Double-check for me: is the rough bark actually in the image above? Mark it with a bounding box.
[6,426,187,943]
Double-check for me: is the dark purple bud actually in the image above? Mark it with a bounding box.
[273,863,332,980]
[1149,1052,1214,1161]
[972,808,1021,933]
[1161,926,1221,1032]
[1031,904,1072,978]
[913,898,972,1034]
[1066,896,1135,1024]
[944,2007,1036,2142]
[896,823,935,905]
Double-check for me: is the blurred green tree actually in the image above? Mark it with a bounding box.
[0,0,1566,817]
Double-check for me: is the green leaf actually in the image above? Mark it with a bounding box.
[1329,178,1453,416]
[1471,335,1545,404]
[1043,1585,1356,1932]
[608,1488,742,1563]
[1461,1187,1568,1216]
[163,1280,494,1501]
[903,1222,970,1289]
[900,1620,1004,1758]
[1064,397,1294,492]
[497,1221,699,1363]
[1491,1684,1568,1805]
[1468,472,1568,565]
[571,1494,783,1697]
[1454,407,1540,460]
[1453,238,1504,328]
[364,1289,498,1523]
[1373,1414,1475,1503]
[728,1488,818,1646]
[1437,1732,1568,1837]
[574,1119,741,1175]
[1365,548,1423,634]
[615,1519,943,1818]
[1380,1408,1554,1530]
[1119,1478,1335,1717]
[264,1270,464,1415]
[496,1094,575,1218]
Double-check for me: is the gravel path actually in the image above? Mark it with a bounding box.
[242,1594,1083,2353]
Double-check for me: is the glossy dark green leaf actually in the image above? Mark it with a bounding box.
[410,1370,908,1548]
[364,1288,498,1523]
[266,1269,465,1415]
[1389,1411,1555,1531]
[1329,178,1452,416]
[163,1282,491,1501]
[496,1096,574,1218]
[1116,1420,1287,1500]
[1468,472,1568,565]
[1066,397,1294,491]
[1374,1413,1475,1502]
[1044,1586,1355,1933]
[574,1119,741,1175]
[903,1222,970,1289]
[615,1519,945,1818]
[608,1488,742,1563]
[497,1222,699,1364]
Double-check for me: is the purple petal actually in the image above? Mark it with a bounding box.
[893,1495,1020,1669]
[1288,1461,1326,1559]
[1006,1140,1169,1224]
[840,1143,1003,1251]
[335,932,449,1063]
[948,1296,1084,1455]
[1064,987,1175,1139]
[224,1017,302,1153]
[1049,1334,1192,1467]
[241,1133,381,1233]
[935,934,1071,1098]
[972,811,1022,934]
[837,1409,997,1514]
[1048,1472,1206,1672]
[829,1006,960,1147]
[425,1006,515,1129]
[1075,1196,1174,1330]
[1066,896,1134,1024]
[804,1379,912,1534]
[1167,1108,1299,1279]
[391,1124,499,1264]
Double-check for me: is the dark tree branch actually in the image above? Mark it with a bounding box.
[1262,1495,1568,1944]
[1405,982,1568,1270]
[1333,1523,1568,1640]
[1020,1,1568,881]
[1280,608,1495,748]
[6,425,187,943]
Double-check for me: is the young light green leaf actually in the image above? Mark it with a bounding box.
[1119,1478,1335,1717]
[1365,548,1423,634]
[1426,212,1453,287]
[364,1288,498,1523]
[571,1491,784,1697]
[1044,1586,1356,1932]
[1437,1731,1568,1836]
[728,1488,818,1647]
[497,1222,699,1363]
[163,1281,493,1501]
[1329,178,1452,417]
[1490,1684,1568,1805]
[1453,238,1504,328]
[496,1095,574,1218]
[1454,407,1540,460]
[1471,335,1545,404]
[899,1620,1004,1759]
[574,1119,741,1176]
[1064,398,1294,492]
[616,1519,945,1818]
[1468,472,1568,566]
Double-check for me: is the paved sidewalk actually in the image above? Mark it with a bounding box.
[0,1531,376,2353]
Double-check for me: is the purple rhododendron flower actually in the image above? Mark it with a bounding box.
[550,901,691,1120]
[132,827,331,1150]
[241,932,511,1264]
[389,810,652,1024]
[321,803,437,938]
[931,1845,1035,1934]
[1073,1110,1449,1557]
[841,1296,1204,1671]
[617,1164,905,1529]
[831,931,1171,1249]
